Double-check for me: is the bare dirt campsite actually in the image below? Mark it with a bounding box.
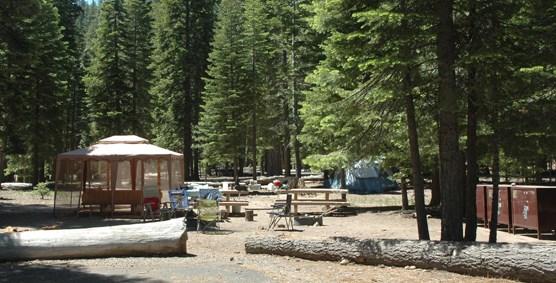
[1,186,550,283]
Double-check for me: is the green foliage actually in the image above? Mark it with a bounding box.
[4,155,32,182]
[124,0,153,137]
[33,182,51,199]
[84,0,131,139]
[84,0,153,140]
[151,0,217,180]
[197,0,248,165]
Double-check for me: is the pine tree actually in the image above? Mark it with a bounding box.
[242,0,275,180]
[151,0,217,180]
[0,0,41,182]
[84,0,130,139]
[53,0,88,150]
[197,0,248,184]
[27,0,69,184]
[125,0,153,137]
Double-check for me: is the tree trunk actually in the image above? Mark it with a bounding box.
[403,71,430,240]
[464,0,479,242]
[465,71,478,241]
[251,50,257,181]
[265,148,282,176]
[282,65,292,178]
[535,157,546,184]
[437,0,463,241]
[233,156,239,185]
[182,0,193,181]
[429,162,441,206]
[245,236,556,283]
[0,218,187,261]
[401,178,409,211]
[0,145,4,183]
[291,0,302,179]
[489,130,500,243]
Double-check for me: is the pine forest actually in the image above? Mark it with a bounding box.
[1,0,556,242]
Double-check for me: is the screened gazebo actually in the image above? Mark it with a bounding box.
[54,135,184,216]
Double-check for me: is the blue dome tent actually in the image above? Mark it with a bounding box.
[325,160,398,194]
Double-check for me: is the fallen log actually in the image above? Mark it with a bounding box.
[0,218,187,261]
[245,236,556,282]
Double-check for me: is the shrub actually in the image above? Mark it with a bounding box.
[34,182,51,200]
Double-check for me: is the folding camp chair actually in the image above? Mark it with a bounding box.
[168,189,189,218]
[268,194,294,230]
[197,199,219,232]
[143,186,161,222]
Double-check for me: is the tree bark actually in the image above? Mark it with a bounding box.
[265,148,282,176]
[251,48,257,181]
[489,129,500,243]
[437,0,463,241]
[245,236,556,283]
[400,177,409,211]
[233,156,239,185]
[429,161,441,206]
[464,0,479,242]
[403,71,430,240]
[0,218,187,261]
[291,0,302,179]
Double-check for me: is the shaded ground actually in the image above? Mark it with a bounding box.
[1,188,550,282]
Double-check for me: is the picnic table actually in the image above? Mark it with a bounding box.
[219,189,248,214]
[276,188,349,213]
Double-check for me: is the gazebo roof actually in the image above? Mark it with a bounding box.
[98,135,148,144]
[58,135,182,159]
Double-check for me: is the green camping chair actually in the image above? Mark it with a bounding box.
[197,199,219,232]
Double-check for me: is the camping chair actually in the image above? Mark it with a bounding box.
[143,186,161,222]
[268,194,294,230]
[168,189,189,218]
[197,199,219,232]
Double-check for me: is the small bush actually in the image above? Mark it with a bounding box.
[34,182,51,200]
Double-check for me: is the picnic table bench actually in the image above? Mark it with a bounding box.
[276,189,349,213]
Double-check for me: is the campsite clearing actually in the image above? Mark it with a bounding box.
[0,188,548,282]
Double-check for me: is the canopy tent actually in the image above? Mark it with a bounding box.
[325,160,398,194]
[54,135,184,216]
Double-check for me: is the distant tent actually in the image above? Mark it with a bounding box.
[325,160,398,194]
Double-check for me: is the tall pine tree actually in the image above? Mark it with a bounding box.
[125,0,153,137]
[84,0,130,139]
[151,0,217,180]
[197,0,248,184]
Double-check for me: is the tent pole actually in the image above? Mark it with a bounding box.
[157,159,161,198]
[53,157,61,217]
[168,157,173,191]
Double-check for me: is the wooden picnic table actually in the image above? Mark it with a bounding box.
[276,189,349,213]
[220,189,246,201]
[219,190,248,213]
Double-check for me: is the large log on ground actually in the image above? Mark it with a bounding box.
[245,236,556,282]
[0,218,187,261]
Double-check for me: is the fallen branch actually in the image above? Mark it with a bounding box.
[245,236,556,282]
[1,218,187,261]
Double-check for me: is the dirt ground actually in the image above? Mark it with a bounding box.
[0,188,549,283]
